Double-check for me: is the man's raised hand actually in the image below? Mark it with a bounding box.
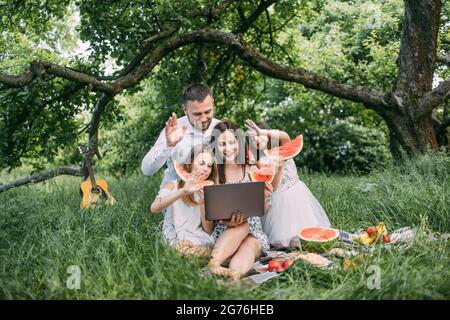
[165,112,188,147]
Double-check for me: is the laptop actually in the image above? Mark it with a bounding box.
[204,182,265,221]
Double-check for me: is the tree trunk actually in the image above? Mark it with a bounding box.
[394,0,440,98]
[386,0,443,158]
[383,106,439,158]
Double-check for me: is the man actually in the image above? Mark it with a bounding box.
[141,84,221,187]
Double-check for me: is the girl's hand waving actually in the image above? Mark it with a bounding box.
[182,170,202,194]
[245,119,268,137]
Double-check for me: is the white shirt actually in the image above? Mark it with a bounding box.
[141,116,221,187]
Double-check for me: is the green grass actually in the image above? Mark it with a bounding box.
[0,154,449,299]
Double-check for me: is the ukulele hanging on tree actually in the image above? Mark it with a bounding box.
[78,144,116,209]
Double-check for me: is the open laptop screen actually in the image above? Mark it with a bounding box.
[204,182,265,221]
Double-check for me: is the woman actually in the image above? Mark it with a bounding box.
[206,121,272,281]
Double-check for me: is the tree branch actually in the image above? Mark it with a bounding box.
[0,167,82,193]
[125,0,236,78]
[88,93,115,160]
[184,0,236,20]
[0,60,116,93]
[204,0,279,86]
[235,0,277,34]
[2,28,387,112]
[0,67,36,88]
[0,1,238,90]
[143,30,387,111]
[420,78,450,118]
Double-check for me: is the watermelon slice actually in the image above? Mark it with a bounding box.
[298,227,339,253]
[173,161,214,187]
[249,163,276,183]
[266,135,303,160]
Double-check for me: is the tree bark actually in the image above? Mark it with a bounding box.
[382,105,440,158]
[386,0,444,157]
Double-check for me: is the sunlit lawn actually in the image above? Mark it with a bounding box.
[0,155,449,299]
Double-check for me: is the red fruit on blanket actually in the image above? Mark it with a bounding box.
[268,260,282,272]
[282,259,294,268]
[382,234,391,244]
[275,265,285,273]
[366,226,377,237]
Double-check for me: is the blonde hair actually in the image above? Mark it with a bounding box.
[178,144,218,206]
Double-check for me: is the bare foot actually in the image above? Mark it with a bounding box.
[208,260,242,281]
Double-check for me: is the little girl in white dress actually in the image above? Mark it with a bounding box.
[246,120,331,248]
[156,183,215,249]
[150,144,216,257]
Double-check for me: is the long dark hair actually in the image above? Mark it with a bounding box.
[210,121,247,184]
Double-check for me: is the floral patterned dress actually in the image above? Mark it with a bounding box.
[211,168,270,255]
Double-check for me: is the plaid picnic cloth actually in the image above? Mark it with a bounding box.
[241,227,449,289]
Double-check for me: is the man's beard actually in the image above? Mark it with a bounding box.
[189,117,211,132]
[201,119,212,131]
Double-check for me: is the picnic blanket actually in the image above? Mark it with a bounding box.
[239,227,449,289]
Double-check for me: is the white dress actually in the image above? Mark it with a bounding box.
[261,159,331,247]
[159,181,215,247]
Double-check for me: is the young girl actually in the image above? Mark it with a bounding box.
[207,121,272,281]
[245,120,331,248]
[150,144,217,257]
